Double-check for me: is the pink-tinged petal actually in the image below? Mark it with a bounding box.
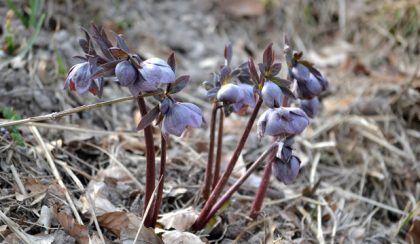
[262,81,282,108]
[162,102,204,137]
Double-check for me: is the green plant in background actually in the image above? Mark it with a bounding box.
[4,0,46,57]
[0,108,24,146]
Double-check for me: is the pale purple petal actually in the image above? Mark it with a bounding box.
[217,84,244,104]
[140,58,176,84]
[272,156,300,185]
[238,84,256,108]
[116,61,137,86]
[262,81,282,108]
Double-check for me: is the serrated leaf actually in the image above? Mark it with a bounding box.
[248,59,259,84]
[90,60,119,79]
[109,47,128,59]
[271,63,282,76]
[263,42,274,67]
[111,32,129,52]
[258,63,265,75]
[167,53,176,72]
[280,86,296,99]
[90,24,114,60]
[137,105,160,130]
[224,44,233,65]
[270,76,292,87]
[168,75,189,94]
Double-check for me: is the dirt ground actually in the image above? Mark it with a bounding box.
[0,0,419,243]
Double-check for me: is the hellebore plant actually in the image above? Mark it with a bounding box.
[64,24,328,231]
[64,24,203,227]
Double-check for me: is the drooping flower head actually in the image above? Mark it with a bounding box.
[271,138,301,185]
[161,98,204,138]
[64,59,104,98]
[257,107,309,139]
[300,97,320,118]
[284,36,328,99]
[261,80,282,108]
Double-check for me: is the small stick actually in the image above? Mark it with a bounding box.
[0,92,161,128]
[0,210,32,244]
[213,107,224,189]
[203,102,218,200]
[30,126,83,225]
[10,163,28,197]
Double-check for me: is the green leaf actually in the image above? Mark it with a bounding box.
[19,13,45,57]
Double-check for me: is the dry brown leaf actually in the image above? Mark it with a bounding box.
[406,220,420,244]
[162,230,204,244]
[53,207,89,244]
[97,211,162,243]
[80,180,119,216]
[158,207,198,231]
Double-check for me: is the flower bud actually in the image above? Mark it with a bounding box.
[258,107,309,139]
[162,102,204,137]
[261,81,282,108]
[272,155,300,185]
[64,61,104,97]
[115,61,137,86]
[290,63,328,99]
[140,58,176,86]
[300,97,320,118]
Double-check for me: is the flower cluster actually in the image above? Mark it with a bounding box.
[64,24,204,139]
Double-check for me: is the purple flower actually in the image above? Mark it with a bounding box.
[115,61,137,86]
[289,63,328,99]
[64,61,104,98]
[257,107,309,139]
[261,81,282,108]
[140,58,176,87]
[217,83,256,114]
[300,97,320,118]
[161,101,204,138]
[272,155,300,185]
[217,83,244,104]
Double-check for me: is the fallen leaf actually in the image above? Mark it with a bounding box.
[53,207,89,244]
[97,211,162,243]
[158,207,198,231]
[162,230,204,244]
[407,220,420,244]
[80,180,119,216]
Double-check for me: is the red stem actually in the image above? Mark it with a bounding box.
[202,142,278,225]
[212,107,224,189]
[249,148,276,220]
[192,97,263,230]
[203,102,218,200]
[137,96,156,228]
[150,134,166,226]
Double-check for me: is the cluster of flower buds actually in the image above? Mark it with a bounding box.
[203,45,256,116]
[64,24,204,139]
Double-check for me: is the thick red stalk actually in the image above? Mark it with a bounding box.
[192,97,263,230]
[202,143,278,225]
[136,96,156,227]
[212,107,224,189]
[203,102,218,200]
[249,148,276,219]
[150,134,166,226]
